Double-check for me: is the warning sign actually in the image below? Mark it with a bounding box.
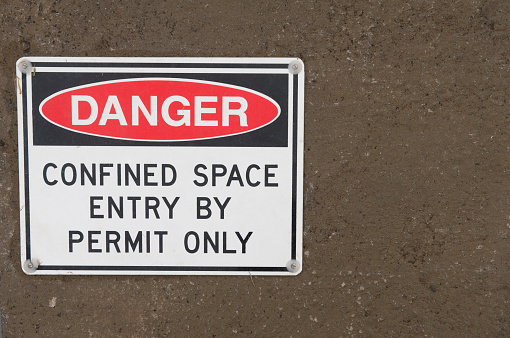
[16,57,304,275]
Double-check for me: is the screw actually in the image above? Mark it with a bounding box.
[22,62,28,69]
[292,64,298,70]
[27,262,33,268]
[286,259,300,273]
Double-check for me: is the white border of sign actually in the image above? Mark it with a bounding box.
[16,57,304,275]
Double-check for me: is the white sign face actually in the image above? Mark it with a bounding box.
[16,57,304,275]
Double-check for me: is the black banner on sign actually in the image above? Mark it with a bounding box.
[31,70,289,147]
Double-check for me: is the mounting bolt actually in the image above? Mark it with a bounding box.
[288,59,303,75]
[18,59,33,74]
[286,259,301,273]
[23,259,38,273]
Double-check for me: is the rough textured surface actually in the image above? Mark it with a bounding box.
[1,0,509,336]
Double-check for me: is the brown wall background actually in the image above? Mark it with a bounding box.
[1,0,509,336]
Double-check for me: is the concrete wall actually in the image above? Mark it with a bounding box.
[1,0,509,336]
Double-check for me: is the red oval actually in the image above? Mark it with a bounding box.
[39,78,281,141]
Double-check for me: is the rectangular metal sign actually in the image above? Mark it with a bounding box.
[16,57,304,275]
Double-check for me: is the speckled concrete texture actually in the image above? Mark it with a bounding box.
[1,0,509,336]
